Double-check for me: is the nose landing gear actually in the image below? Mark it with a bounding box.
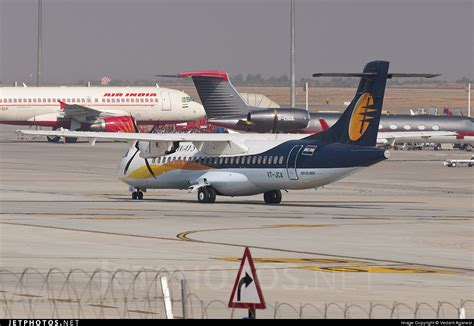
[131,189,144,200]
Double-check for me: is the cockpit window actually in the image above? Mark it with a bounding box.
[181,96,193,103]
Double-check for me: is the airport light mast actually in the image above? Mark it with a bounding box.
[468,83,471,117]
[37,0,42,86]
[290,0,296,107]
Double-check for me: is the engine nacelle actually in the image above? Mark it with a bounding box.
[247,109,310,132]
[89,116,136,132]
[138,141,180,159]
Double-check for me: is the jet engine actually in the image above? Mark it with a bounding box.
[245,109,310,132]
[89,116,136,132]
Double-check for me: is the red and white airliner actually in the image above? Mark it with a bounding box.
[0,86,205,142]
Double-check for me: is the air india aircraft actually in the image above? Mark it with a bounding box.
[0,86,205,142]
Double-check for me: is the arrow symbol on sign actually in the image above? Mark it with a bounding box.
[237,272,253,301]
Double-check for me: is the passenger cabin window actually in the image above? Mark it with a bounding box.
[257,156,262,165]
[252,156,257,164]
[263,156,267,164]
[279,156,284,164]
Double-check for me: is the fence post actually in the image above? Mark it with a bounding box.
[181,279,188,319]
[160,276,174,319]
[459,307,466,319]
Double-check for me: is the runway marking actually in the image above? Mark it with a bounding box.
[74,217,145,220]
[217,257,364,264]
[177,224,333,242]
[0,212,136,217]
[296,266,460,274]
[265,224,331,228]
[1,222,471,274]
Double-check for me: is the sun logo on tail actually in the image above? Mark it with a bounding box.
[348,93,375,141]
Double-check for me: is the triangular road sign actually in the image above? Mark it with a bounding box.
[228,247,266,309]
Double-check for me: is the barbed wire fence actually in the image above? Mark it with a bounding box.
[1,268,471,319]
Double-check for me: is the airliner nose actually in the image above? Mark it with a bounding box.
[190,101,206,119]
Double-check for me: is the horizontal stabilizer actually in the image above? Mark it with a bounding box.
[312,73,377,78]
[312,72,439,79]
[156,71,229,81]
[387,73,440,78]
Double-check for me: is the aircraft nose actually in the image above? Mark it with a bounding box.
[118,146,136,178]
[190,101,206,119]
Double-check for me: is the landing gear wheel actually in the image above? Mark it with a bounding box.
[207,187,216,203]
[132,191,144,200]
[198,187,210,203]
[65,137,77,144]
[451,162,456,167]
[264,190,282,204]
[46,135,60,143]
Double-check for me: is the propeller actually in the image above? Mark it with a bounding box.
[129,115,157,179]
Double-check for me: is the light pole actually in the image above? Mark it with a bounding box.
[37,0,42,86]
[290,0,295,107]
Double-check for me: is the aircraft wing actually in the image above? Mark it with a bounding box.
[59,102,127,120]
[18,129,244,142]
[377,131,457,145]
[17,129,266,155]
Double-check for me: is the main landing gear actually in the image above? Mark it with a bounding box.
[197,186,216,203]
[263,190,282,204]
[131,190,144,200]
[46,135,60,143]
[46,136,77,143]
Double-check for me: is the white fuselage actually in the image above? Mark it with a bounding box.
[118,140,361,196]
[0,87,205,126]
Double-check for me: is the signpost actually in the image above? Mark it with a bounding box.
[228,247,266,319]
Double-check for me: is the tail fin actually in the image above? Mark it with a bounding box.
[177,71,250,119]
[308,61,390,147]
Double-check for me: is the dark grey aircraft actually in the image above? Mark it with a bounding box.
[158,71,474,150]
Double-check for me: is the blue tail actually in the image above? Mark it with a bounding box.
[307,61,390,147]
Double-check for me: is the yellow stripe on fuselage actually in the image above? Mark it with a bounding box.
[127,161,211,179]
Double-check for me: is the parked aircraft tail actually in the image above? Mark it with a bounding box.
[157,71,250,119]
[307,61,390,147]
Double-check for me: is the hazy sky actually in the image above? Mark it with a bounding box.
[0,0,472,84]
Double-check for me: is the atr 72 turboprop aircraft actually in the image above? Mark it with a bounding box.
[20,61,393,204]
[0,86,205,142]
